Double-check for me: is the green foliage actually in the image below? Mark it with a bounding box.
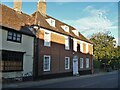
[93,60,100,69]
[90,32,119,69]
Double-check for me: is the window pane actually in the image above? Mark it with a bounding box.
[7,31,13,40]
[7,35,12,40]
[13,36,16,40]
[44,56,50,71]
[17,34,21,38]
[17,37,20,41]
[7,31,22,43]
[44,31,51,47]
[86,58,89,68]
[13,33,16,37]
[65,37,69,50]
[8,31,12,36]
[80,58,83,68]
[65,57,70,70]
[2,50,23,71]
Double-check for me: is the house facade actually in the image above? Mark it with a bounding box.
[1,0,93,80]
[0,4,35,80]
[32,0,93,78]
[34,27,93,78]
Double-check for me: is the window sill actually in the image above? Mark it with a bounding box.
[7,39,21,43]
[2,70,23,72]
[43,70,50,72]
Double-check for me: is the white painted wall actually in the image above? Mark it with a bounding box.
[0,28,2,50]
[1,29,34,78]
[0,28,2,88]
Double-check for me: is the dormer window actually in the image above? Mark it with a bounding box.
[72,30,79,36]
[46,18,55,27]
[61,25,69,32]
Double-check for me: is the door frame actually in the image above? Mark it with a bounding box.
[73,55,79,75]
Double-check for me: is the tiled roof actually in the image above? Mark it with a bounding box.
[1,4,92,44]
[0,4,33,30]
[32,12,92,44]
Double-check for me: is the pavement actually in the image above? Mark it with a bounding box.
[2,70,119,88]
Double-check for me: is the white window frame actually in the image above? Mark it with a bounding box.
[80,58,84,69]
[86,58,89,68]
[73,39,77,52]
[61,25,69,32]
[86,43,89,53]
[44,30,51,47]
[80,41,83,52]
[46,18,55,27]
[43,55,51,71]
[72,30,79,36]
[65,36,70,50]
[65,57,70,70]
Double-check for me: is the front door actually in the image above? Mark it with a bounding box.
[73,55,79,75]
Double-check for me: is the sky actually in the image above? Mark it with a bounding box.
[1,0,119,45]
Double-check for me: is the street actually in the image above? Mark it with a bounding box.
[31,71,119,88]
[2,71,119,89]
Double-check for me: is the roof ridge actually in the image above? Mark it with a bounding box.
[1,3,92,44]
[1,3,31,17]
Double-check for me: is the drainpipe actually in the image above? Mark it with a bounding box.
[33,25,40,80]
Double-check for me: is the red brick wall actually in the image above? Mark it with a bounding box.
[36,30,93,76]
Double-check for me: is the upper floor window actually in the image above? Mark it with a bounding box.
[65,57,70,70]
[72,30,79,36]
[61,25,69,32]
[86,43,89,53]
[65,36,70,50]
[73,39,77,52]
[77,44,80,52]
[44,30,51,47]
[46,18,55,27]
[43,55,51,71]
[86,58,89,68]
[80,41,83,52]
[7,31,22,43]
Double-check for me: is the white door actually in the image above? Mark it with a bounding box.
[73,58,79,75]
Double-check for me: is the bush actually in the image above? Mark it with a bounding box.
[93,60,100,69]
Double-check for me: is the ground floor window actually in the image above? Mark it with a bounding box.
[0,50,24,72]
[65,57,70,70]
[86,58,89,68]
[43,55,51,71]
[80,58,84,68]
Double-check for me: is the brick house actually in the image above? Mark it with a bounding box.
[32,0,93,78]
[0,0,93,80]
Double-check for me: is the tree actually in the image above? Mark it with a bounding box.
[90,32,117,70]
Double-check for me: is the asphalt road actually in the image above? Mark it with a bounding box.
[32,71,119,88]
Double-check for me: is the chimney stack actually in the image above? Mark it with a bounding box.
[14,0,22,12]
[37,0,46,16]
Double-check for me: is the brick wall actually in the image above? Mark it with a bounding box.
[35,29,93,76]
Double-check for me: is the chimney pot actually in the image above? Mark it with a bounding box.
[14,0,22,12]
[37,0,46,16]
